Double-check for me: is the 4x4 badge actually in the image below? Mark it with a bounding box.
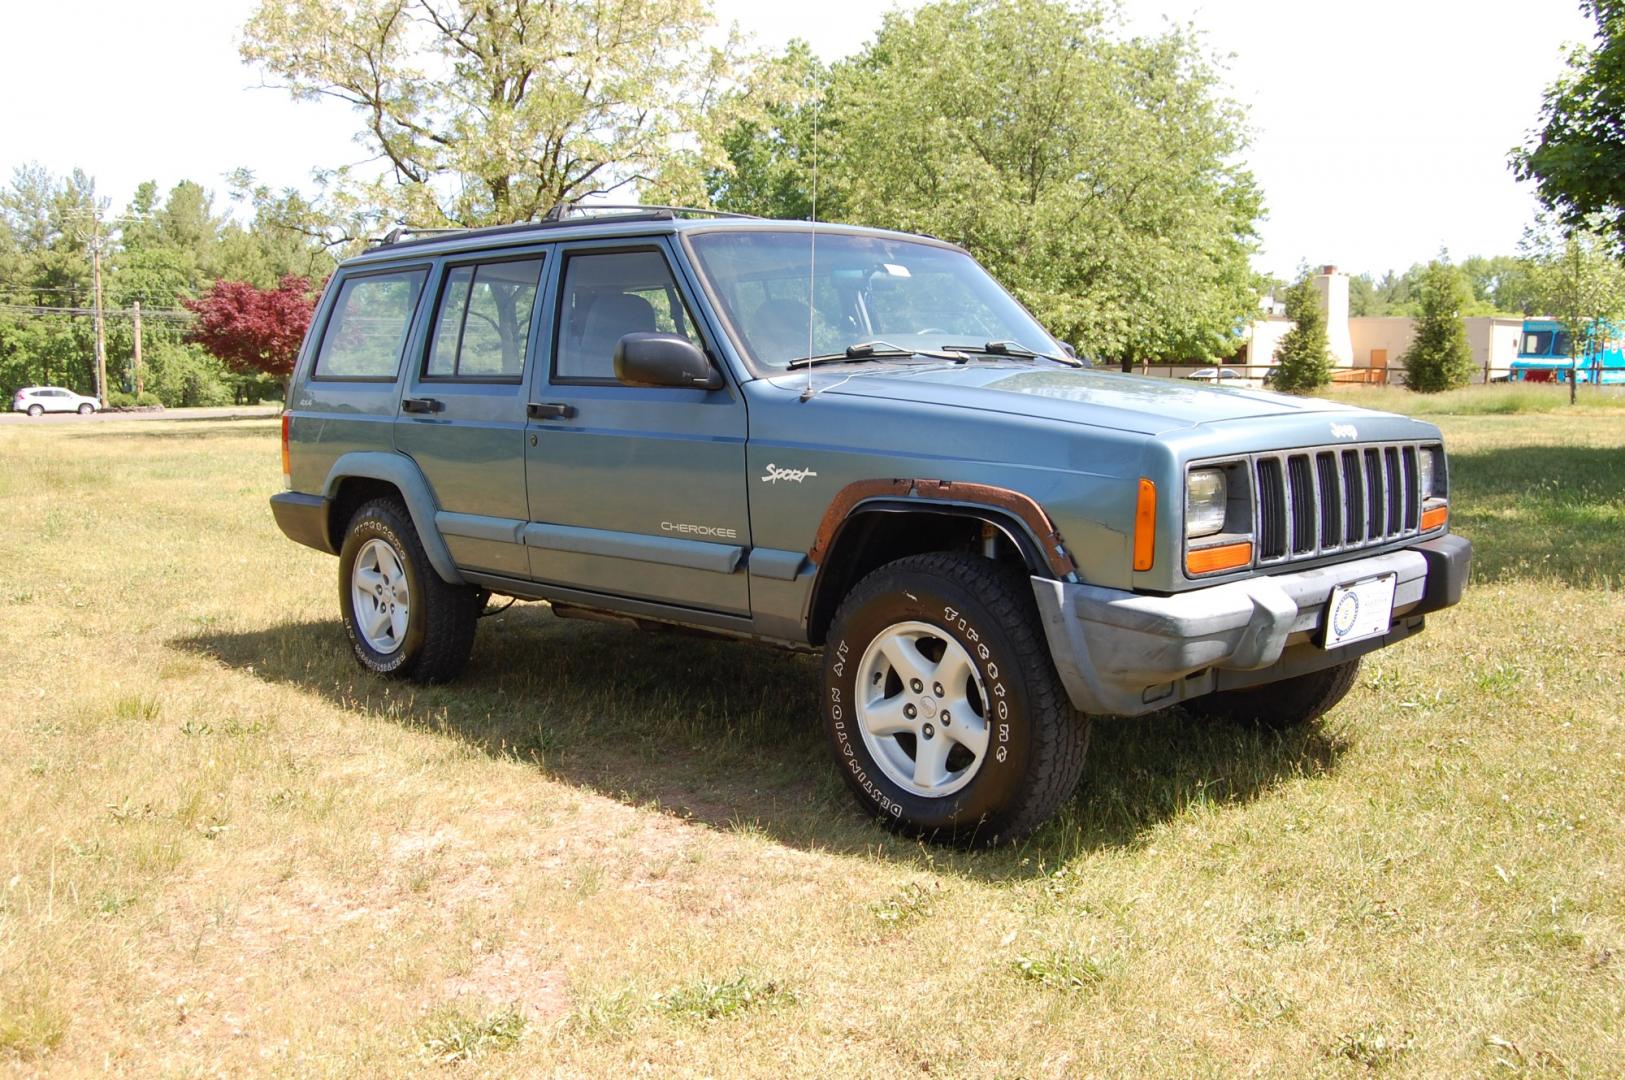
[762,463,818,484]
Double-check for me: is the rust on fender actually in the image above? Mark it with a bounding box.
[807,477,1078,578]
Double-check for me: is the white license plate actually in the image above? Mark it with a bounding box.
[1323,573,1397,648]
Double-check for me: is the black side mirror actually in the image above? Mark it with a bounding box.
[613,333,723,390]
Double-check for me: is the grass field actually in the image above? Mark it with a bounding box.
[1,413,1621,1077]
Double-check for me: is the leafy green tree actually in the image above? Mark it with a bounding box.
[706,0,1261,364]
[1401,262,1475,392]
[1522,218,1625,391]
[704,42,831,221]
[1459,254,1542,314]
[1513,1,1625,248]
[1271,277,1332,393]
[241,0,745,231]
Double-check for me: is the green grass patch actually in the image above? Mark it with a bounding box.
[1315,382,1625,415]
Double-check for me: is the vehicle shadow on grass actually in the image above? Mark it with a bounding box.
[174,605,1349,879]
[1447,444,1625,587]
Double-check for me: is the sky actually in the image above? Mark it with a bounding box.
[0,0,1596,279]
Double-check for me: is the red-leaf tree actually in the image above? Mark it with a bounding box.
[185,275,317,379]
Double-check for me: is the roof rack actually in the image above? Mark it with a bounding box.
[371,204,760,247]
[540,202,760,222]
[374,225,467,246]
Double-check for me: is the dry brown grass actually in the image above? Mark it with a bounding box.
[0,416,1621,1076]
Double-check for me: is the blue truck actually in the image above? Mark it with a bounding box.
[1511,317,1625,384]
[270,206,1471,844]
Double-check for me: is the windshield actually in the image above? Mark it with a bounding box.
[1520,330,1572,357]
[685,230,1060,369]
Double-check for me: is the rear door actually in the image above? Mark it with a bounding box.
[522,237,751,615]
[394,249,547,578]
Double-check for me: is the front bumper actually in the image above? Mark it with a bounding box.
[1032,534,1472,717]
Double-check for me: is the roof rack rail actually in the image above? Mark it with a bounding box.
[369,204,761,248]
[373,225,468,246]
[540,203,761,222]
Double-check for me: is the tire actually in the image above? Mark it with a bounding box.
[26,404,42,417]
[1183,657,1362,730]
[337,498,481,683]
[77,403,94,415]
[822,552,1089,845]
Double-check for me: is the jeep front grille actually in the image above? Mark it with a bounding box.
[1252,442,1426,566]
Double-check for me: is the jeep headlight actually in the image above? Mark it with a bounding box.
[1419,446,1442,499]
[1186,468,1227,538]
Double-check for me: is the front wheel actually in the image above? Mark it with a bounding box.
[337,498,482,683]
[822,552,1089,845]
[77,403,94,415]
[1183,658,1362,729]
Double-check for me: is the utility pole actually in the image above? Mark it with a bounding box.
[131,300,143,398]
[91,224,109,407]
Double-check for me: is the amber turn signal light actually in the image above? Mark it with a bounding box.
[280,413,292,480]
[1133,478,1156,571]
[1186,541,1253,575]
[1421,504,1448,531]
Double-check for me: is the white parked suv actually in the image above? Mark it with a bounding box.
[12,387,100,416]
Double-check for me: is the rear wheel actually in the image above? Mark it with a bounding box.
[26,404,42,417]
[822,552,1089,845]
[1184,658,1362,730]
[337,498,481,683]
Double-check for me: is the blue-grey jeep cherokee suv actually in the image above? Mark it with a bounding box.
[271,206,1471,843]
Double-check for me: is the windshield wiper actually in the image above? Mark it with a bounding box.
[940,340,1083,367]
[786,340,962,369]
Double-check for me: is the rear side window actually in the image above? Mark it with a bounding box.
[426,258,544,380]
[554,249,702,382]
[313,269,428,380]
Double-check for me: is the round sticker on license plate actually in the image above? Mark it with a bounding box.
[1323,573,1397,648]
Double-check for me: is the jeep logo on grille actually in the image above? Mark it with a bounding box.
[1330,422,1358,441]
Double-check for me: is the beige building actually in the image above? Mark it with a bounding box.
[1241,266,1524,383]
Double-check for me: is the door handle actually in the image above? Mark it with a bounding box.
[528,401,577,420]
[401,397,444,414]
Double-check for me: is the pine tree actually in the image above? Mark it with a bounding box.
[1272,277,1332,393]
[1402,262,1474,392]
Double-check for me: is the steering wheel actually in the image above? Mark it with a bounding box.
[914,327,951,337]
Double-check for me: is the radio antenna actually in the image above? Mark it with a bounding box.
[803,103,819,402]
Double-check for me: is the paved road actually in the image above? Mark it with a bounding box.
[0,405,281,426]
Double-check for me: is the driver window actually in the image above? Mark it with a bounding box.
[553,250,702,381]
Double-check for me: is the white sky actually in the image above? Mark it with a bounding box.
[0,0,1593,278]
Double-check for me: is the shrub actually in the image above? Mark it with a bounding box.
[142,341,234,408]
[1402,262,1475,392]
[1271,277,1332,393]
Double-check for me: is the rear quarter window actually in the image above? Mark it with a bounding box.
[313,268,428,380]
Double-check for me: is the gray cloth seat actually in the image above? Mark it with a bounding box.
[576,292,658,370]
[748,298,812,364]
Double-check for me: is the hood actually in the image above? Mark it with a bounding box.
[767,362,1365,436]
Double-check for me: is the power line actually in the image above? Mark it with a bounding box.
[0,303,193,321]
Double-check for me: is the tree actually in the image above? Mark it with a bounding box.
[184,276,317,382]
[241,0,744,231]
[1513,1,1625,249]
[705,0,1261,365]
[1522,218,1625,394]
[1401,262,1475,392]
[1272,277,1332,393]
[704,42,831,221]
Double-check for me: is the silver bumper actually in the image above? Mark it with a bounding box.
[1032,537,1470,717]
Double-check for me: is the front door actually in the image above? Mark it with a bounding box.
[523,238,751,615]
[395,250,547,578]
